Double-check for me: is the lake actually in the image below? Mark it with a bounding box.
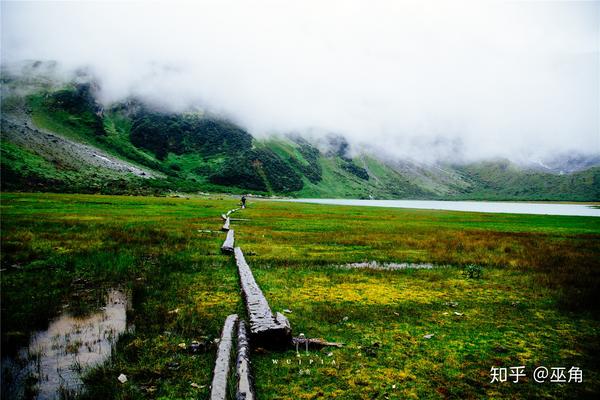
[283,199,600,217]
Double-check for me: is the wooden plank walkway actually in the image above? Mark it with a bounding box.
[209,203,299,397]
[236,320,255,400]
[209,314,238,400]
[222,217,230,231]
[221,229,235,253]
[234,247,292,348]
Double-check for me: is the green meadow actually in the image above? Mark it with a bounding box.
[1,193,599,399]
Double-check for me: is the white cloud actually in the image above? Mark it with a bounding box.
[2,0,598,162]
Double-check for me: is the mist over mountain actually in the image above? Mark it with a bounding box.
[1,64,599,201]
[2,0,598,164]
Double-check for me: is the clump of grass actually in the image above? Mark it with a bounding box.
[462,264,483,279]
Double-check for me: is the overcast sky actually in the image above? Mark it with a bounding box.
[2,0,599,162]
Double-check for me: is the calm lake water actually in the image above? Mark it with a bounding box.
[284,199,600,217]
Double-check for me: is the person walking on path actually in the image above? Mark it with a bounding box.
[241,195,247,209]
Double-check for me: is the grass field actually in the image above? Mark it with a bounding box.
[1,193,599,399]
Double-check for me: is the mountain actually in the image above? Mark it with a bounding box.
[1,67,599,200]
[523,154,600,175]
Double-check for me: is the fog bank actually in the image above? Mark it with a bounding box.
[2,0,598,162]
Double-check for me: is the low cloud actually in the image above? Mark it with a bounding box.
[2,0,598,162]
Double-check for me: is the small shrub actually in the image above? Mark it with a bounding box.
[463,264,483,279]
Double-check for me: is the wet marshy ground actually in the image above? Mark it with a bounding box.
[1,289,129,399]
[2,193,599,398]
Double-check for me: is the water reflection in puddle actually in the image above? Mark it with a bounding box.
[339,261,438,270]
[3,289,129,399]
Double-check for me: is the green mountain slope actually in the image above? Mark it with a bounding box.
[453,161,600,201]
[1,81,598,200]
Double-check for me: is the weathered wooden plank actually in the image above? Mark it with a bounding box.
[236,320,255,400]
[210,314,238,400]
[221,214,228,221]
[234,247,292,348]
[226,208,238,217]
[221,229,235,253]
[222,217,230,231]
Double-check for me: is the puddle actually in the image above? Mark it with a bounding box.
[339,261,438,270]
[2,289,130,399]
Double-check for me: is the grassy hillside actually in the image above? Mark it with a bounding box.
[453,161,600,201]
[1,83,598,200]
[1,193,599,398]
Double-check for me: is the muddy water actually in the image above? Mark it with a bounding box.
[3,289,129,399]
